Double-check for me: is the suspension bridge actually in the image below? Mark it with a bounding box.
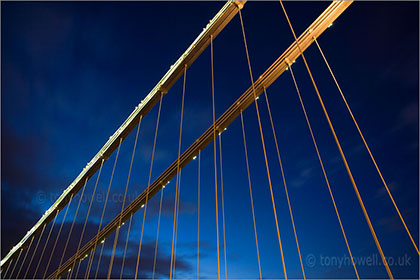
[1,1,419,279]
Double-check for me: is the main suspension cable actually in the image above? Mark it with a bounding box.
[135,93,164,279]
[279,1,393,278]
[107,115,143,280]
[23,224,46,279]
[238,9,288,279]
[288,65,359,279]
[263,87,306,279]
[169,65,187,280]
[314,37,419,255]
[33,209,59,278]
[240,111,262,280]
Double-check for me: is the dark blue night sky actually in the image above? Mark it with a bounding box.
[1,1,419,279]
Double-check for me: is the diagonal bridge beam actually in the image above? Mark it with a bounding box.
[49,1,353,278]
[1,0,246,270]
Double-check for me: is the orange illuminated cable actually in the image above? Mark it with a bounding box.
[314,38,419,256]
[240,111,263,280]
[3,257,13,278]
[171,175,182,277]
[72,170,103,279]
[197,150,201,280]
[210,34,221,280]
[85,138,123,279]
[107,115,143,280]
[172,170,182,276]
[3,256,14,278]
[66,179,88,280]
[152,187,165,280]
[3,259,12,277]
[34,209,59,278]
[288,65,359,279]
[1,260,8,276]
[174,172,188,276]
[218,134,228,280]
[72,253,86,279]
[120,213,133,279]
[89,139,123,280]
[94,241,105,280]
[176,176,184,276]
[171,86,184,278]
[84,239,96,278]
[263,86,306,279]
[59,179,88,277]
[92,234,107,278]
[16,236,34,278]
[71,159,105,279]
[135,93,163,279]
[2,263,9,278]
[43,193,74,279]
[238,9,288,279]
[169,65,187,280]
[279,1,393,278]
[23,224,46,279]
[8,248,23,279]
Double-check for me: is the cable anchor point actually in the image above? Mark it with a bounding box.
[233,1,245,10]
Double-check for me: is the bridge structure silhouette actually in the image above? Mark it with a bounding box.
[1,1,418,279]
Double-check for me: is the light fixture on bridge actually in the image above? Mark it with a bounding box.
[193,155,197,160]
[328,22,333,28]
[256,96,259,100]
[141,204,145,208]
[101,239,105,244]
